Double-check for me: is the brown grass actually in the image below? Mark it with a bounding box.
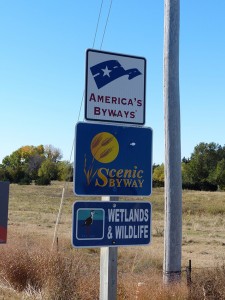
[1,182,225,299]
[0,241,99,299]
[188,266,225,299]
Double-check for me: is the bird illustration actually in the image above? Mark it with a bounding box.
[82,210,96,237]
[83,210,95,227]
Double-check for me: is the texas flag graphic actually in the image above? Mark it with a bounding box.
[90,60,142,89]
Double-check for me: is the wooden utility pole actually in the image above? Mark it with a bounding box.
[163,0,182,284]
[100,196,118,300]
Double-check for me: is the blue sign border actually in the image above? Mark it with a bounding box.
[72,201,152,248]
[74,122,153,197]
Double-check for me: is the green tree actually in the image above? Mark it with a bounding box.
[1,152,26,183]
[57,161,73,181]
[183,142,222,184]
[214,159,225,190]
[19,145,45,180]
[44,145,62,162]
[153,164,164,182]
[38,159,58,180]
[25,154,45,180]
[0,144,61,183]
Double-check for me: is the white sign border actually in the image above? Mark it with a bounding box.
[85,49,146,125]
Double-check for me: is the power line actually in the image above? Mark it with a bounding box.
[100,0,113,49]
[51,0,113,250]
[93,0,104,48]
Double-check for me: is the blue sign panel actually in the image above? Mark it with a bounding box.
[0,181,9,244]
[74,122,153,196]
[72,201,151,248]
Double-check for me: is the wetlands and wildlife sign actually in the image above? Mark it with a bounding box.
[85,49,146,125]
[72,201,151,248]
[0,181,9,244]
[74,122,152,196]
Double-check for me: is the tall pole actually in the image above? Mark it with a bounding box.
[163,0,182,284]
[100,196,118,300]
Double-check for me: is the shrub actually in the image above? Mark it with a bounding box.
[182,181,217,191]
[199,181,217,191]
[0,243,99,299]
[35,176,51,185]
[153,180,164,188]
[0,167,8,181]
[182,182,200,190]
[18,176,32,185]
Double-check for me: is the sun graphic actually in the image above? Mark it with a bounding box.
[91,132,119,163]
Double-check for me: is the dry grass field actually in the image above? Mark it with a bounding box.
[0,181,225,299]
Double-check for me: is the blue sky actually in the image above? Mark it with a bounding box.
[0,1,224,165]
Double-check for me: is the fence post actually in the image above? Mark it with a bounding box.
[186,259,192,287]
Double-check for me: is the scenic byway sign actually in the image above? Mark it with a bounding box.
[72,201,151,248]
[85,49,146,125]
[74,122,153,196]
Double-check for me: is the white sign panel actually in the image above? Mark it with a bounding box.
[85,49,146,125]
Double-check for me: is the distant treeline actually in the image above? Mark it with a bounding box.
[0,145,73,185]
[153,142,225,191]
[1,142,225,190]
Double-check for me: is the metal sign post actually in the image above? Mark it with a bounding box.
[100,196,118,300]
[73,49,151,299]
[72,199,152,299]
